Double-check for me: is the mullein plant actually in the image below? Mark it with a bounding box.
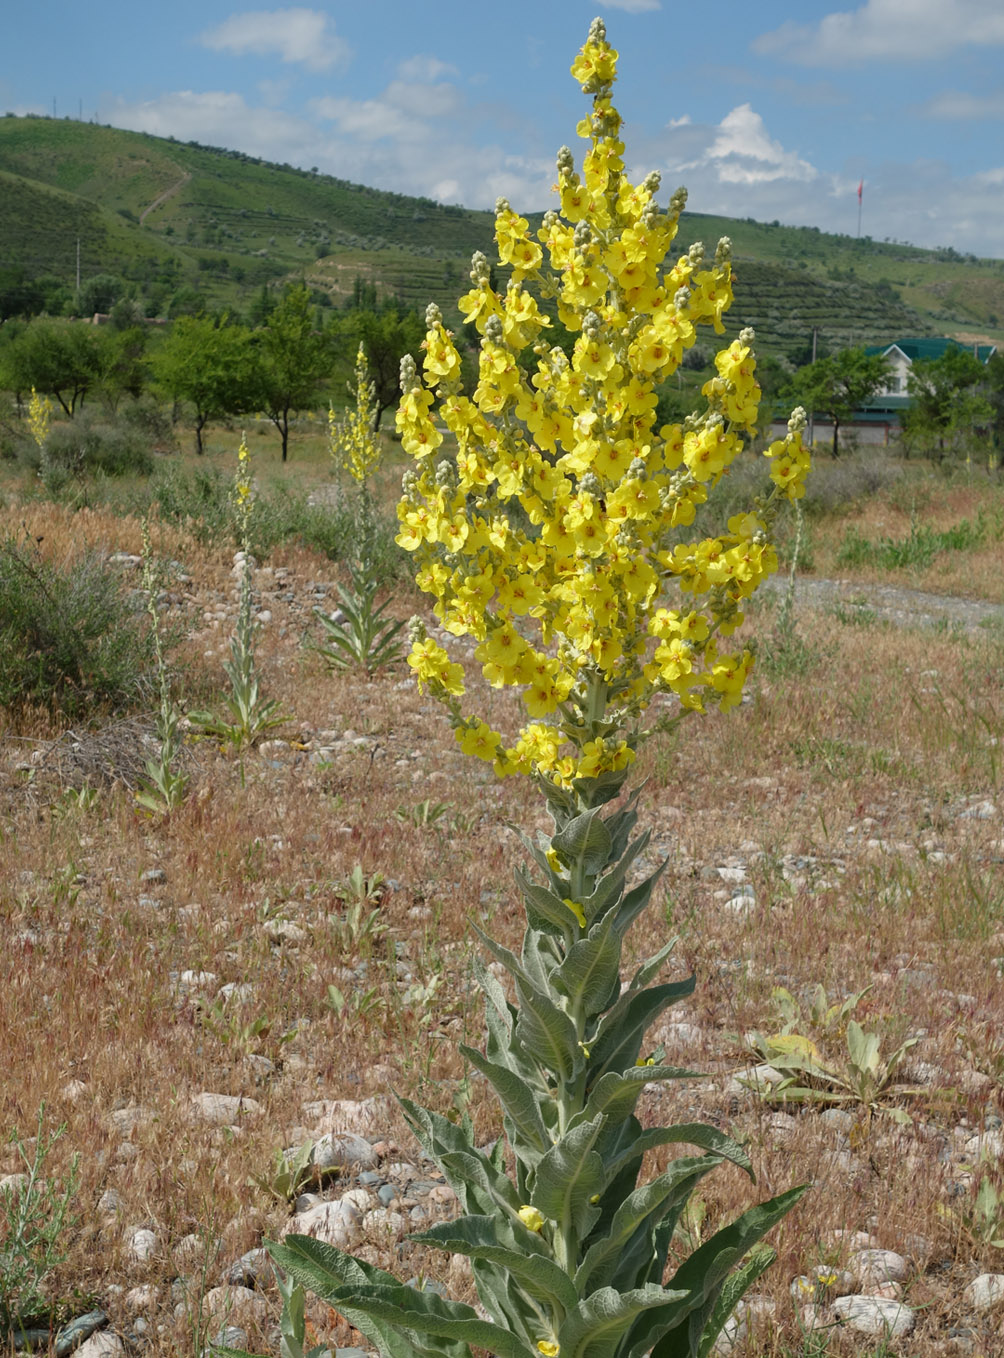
[27,386,54,486]
[189,436,286,773]
[318,346,405,673]
[135,521,189,816]
[266,18,810,1358]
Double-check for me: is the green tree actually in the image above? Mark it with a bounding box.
[250,284,333,462]
[152,315,256,453]
[784,347,891,456]
[0,319,100,415]
[93,323,148,412]
[340,304,424,430]
[902,347,992,462]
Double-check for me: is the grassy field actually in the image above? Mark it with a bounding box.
[1,429,1004,1356]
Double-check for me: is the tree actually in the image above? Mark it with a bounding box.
[0,319,100,415]
[250,284,333,462]
[902,347,992,462]
[93,323,149,412]
[784,347,891,456]
[152,316,257,453]
[339,304,425,430]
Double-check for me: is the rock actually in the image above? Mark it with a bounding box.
[362,1207,408,1237]
[831,1295,915,1338]
[125,1227,160,1262]
[283,1197,362,1248]
[726,1064,785,1098]
[188,1092,263,1124]
[264,919,308,947]
[124,1285,158,1314]
[850,1248,909,1289]
[0,1172,29,1196]
[963,1273,1004,1311]
[97,1189,124,1215]
[74,1333,125,1358]
[311,1132,379,1173]
[225,1247,272,1288]
[201,1285,269,1326]
[723,893,756,916]
[140,868,167,884]
[176,970,217,994]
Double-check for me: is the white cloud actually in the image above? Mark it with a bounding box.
[396,55,459,83]
[923,90,1004,119]
[668,114,690,128]
[754,0,1004,64]
[599,0,661,11]
[701,104,817,185]
[200,9,351,73]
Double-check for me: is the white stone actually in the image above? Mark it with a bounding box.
[201,1284,269,1325]
[850,1248,909,1288]
[126,1227,160,1262]
[831,1295,915,1338]
[0,1173,29,1196]
[283,1197,362,1248]
[264,918,308,946]
[124,1285,158,1313]
[311,1132,379,1172]
[964,1129,1004,1160]
[723,894,756,915]
[74,1334,125,1358]
[177,970,217,992]
[189,1092,263,1124]
[963,1272,1004,1311]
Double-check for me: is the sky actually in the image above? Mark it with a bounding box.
[4,0,1004,259]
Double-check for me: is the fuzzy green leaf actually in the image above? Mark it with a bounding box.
[552,807,613,874]
[321,1281,535,1358]
[588,977,696,1079]
[514,867,579,937]
[645,1185,809,1358]
[696,1247,775,1358]
[531,1117,606,1237]
[558,1284,688,1358]
[412,1216,578,1315]
[581,1066,702,1127]
[604,1122,753,1182]
[553,911,622,1019]
[574,1156,725,1295]
[459,1046,550,1157]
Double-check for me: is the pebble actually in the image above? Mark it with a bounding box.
[311,1132,379,1172]
[74,1334,125,1358]
[831,1295,915,1338]
[188,1092,263,1124]
[200,1285,269,1326]
[850,1248,909,1288]
[125,1227,160,1263]
[963,1273,1004,1311]
[283,1197,362,1248]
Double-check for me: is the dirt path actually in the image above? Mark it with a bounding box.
[139,171,191,224]
[763,573,1004,633]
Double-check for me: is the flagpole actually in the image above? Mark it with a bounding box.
[857,179,863,239]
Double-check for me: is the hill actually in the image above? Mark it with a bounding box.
[1,114,1003,360]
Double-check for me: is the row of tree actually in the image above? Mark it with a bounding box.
[780,344,1004,459]
[0,286,426,459]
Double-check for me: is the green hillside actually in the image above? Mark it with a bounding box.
[1,114,1002,358]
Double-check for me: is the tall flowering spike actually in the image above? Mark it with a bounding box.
[331,345,383,485]
[28,387,53,450]
[395,22,809,796]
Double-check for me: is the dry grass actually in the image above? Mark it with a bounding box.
[2,438,1004,1357]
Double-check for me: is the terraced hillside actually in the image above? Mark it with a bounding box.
[1,115,1002,356]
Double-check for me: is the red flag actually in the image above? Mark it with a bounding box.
[857,178,863,201]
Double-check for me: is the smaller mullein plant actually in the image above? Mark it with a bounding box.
[318,346,405,674]
[190,436,287,766]
[135,521,189,816]
[27,387,55,489]
[263,19,809,1358]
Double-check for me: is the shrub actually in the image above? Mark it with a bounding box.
[0,535,158,716]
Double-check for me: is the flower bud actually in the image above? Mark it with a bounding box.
[740,326,756,345]
[670,185,688,214]
[556,146,576,177]
[788,406,807,433]
[484,314,504,345]
[715,236,732,265]
[469,251,490,286]
[688,242,705,265]
[674,285,691,311]
[400,353,418,391]
[495,196,511,215]
[425,302,443,328]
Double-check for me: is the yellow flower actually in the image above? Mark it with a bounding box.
[518,1205,545,1232]
[563,899,587,928]
[538,1344,559,1357]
